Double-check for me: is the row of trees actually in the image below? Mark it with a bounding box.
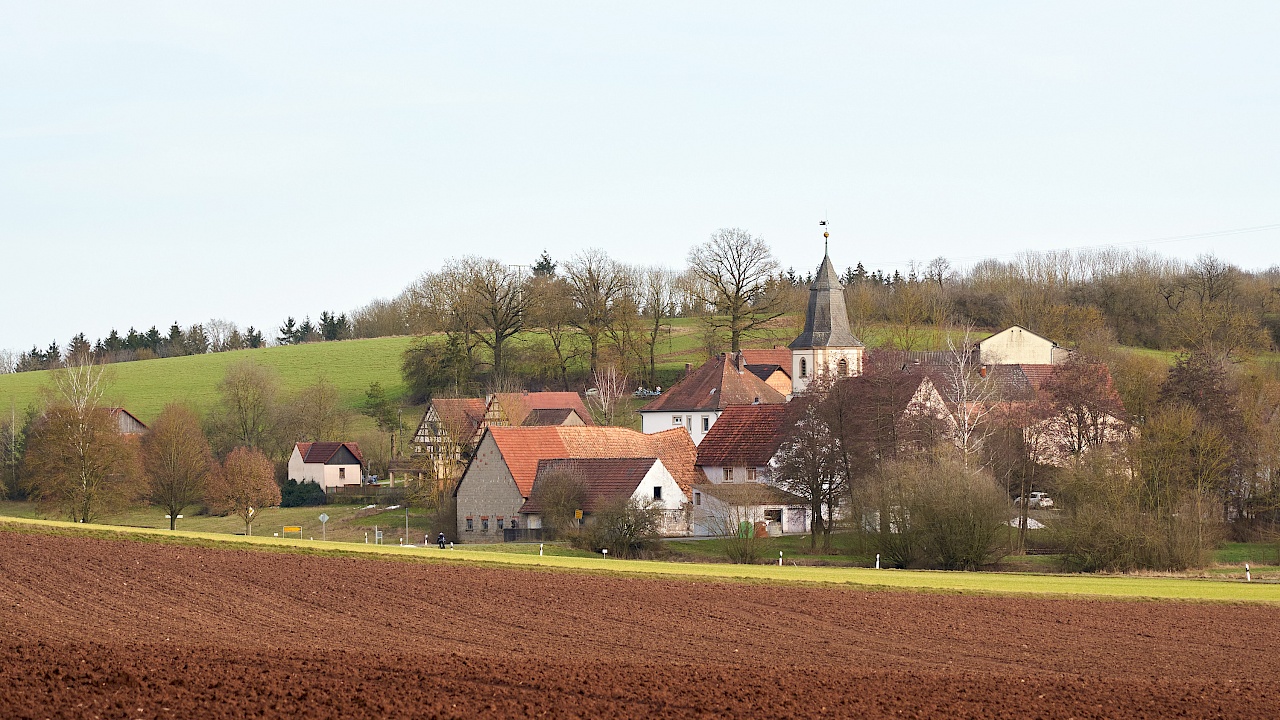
[2,308,356,374]
[396,228,789,400]
[4,361,281,534]
[4,321,268,372]
[0,358,411,529]
[373,241,1278,402]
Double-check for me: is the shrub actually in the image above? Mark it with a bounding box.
[570,498,664,559]
[865,454,1009,570]
[279,479,327,507]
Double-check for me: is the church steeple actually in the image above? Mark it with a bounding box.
[788,237,862,350]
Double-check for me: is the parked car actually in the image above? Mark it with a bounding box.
[1014,492,1054,509]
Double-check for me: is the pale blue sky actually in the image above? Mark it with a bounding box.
[2,2,1278,351]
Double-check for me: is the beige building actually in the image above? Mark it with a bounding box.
[977,326,1071,365]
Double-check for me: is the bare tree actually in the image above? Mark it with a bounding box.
[23,356,139,522]
[142,404,215,530]
[286,378,353,442]
[206,446,280,536]
[564,249,631,373]
[686,228,782,352]
[772,395,840,550]
[528,274,583,390]
[214,360,280,452]
[639,266,674,386]
[940,326,999,464]
[589,364,631,427]
[459,257,531,377]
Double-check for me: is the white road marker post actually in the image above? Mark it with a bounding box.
[779,551,783,567]
[539,544,544,557]
[1246,563,1252,582]
[876,553,881,569]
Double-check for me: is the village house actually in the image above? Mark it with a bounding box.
[288,442,365,491]
[638,352,786,445]
[976,325,1071,365]
[453,425,700,541]
[690,404,810,536]
[518,457,688,536]
[399,391,595,487]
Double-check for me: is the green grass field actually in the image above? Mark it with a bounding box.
[0,337,414,423]
[3,514,1277,603]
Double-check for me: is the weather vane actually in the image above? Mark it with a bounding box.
[819,218,829,255]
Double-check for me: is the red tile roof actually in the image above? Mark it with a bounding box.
[484,425,701,496]
[640,353,786,413]
[521,407,584,426]
[492,392,595,426]
[519,458,660,514]
[295,441,365,465]
[695,404,793,468]
[739,348,792,369]
[433,398,487,439]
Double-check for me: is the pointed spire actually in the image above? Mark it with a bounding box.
[789,231,862,350]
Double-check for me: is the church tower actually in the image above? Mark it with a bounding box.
[788,231,864,394]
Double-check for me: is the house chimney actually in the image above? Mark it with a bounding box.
[979,365,988,378]
[736,352,745,373]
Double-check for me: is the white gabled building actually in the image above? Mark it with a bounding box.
[288,442,365,491]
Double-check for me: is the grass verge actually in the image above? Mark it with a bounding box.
[4,515,1279,604]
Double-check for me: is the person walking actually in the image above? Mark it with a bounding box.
[437,532,446,549]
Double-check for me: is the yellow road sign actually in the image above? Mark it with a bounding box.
[574,510,583,520]
[283,526,302,533]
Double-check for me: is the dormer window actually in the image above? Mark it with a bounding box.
[837,358,849,376]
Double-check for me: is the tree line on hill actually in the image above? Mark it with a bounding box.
[344,230,1278,402]
[5,227,1276,384]
[1,311,354,374]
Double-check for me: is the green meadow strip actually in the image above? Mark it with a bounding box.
[4,515,1278,604]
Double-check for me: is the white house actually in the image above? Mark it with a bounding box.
[637,352,786,445]
[519,457,690,536]
[288,442,365,491]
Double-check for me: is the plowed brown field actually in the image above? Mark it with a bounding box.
[1,530,1277,719]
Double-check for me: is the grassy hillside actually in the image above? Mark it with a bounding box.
[0,337,414,423]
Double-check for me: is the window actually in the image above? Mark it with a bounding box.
[701,416,710,432]
[672,415,683,426]
[724,467,735,483]
[497,518,505,530]
[338,467,346,480]
[465,517,474,532]
[837,357,849,376]
[481,517,490,532]
[694,492,701,506]
[799,357,808,377]
[765,509,783,523]
[653,486,662,500]
[746,468,757,482]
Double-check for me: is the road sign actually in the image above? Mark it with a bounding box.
[283,526,302,533]
[574,509,583,519]
[318,513,329,523]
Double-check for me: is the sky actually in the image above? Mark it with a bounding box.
[2,2,1278,352]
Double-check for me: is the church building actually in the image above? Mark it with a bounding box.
[640,238,863,442]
